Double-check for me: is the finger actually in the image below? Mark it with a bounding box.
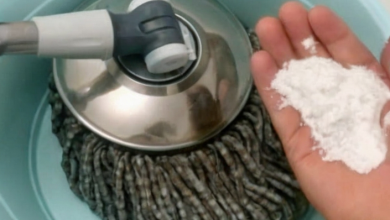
[383,103,390,160]
[251,50,301,146]
[380,38,390,80]
[379,40,390,160]
[279,1,329,58]
[308,6,385,74]
[255,17,296,67]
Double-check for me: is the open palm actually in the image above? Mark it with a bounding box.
[251,2,390,220]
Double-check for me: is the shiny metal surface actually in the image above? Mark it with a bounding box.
[0,21,38,55]
[118,53,195,83]
[54,0,253,151]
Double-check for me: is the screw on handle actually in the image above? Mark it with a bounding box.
[109,0,185,57]
[109,0,189,74]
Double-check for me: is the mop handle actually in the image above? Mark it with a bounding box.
[0,0,191,74]
[0,21,38,55]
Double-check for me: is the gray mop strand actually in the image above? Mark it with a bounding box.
[47,30,309,220]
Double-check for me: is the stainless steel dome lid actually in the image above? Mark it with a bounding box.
[54,0,253,151]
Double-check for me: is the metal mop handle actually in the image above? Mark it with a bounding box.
[0,0,194,74]
[0,21,39,55]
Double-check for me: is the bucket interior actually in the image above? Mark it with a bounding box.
[0,0,389,219]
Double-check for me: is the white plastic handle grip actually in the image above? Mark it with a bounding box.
[32,10,114,60]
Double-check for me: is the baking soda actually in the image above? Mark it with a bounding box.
[302,36,317,54]
[271,56,390,174]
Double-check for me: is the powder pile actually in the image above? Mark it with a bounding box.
[271,56,390,174]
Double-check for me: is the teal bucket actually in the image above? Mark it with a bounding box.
[0,0,389,219]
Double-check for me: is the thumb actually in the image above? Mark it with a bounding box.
[379,38,390,159]
[380,37,390,76]
[379,37,390,87]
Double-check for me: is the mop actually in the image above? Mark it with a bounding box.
[47,30,309,220]
[0,0,310,218]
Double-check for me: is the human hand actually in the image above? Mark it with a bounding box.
[251,2,390,220]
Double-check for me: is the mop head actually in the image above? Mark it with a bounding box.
[47,30,309,220]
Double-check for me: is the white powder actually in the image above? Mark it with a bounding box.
[302,36,317,54]
[271,56,390,174]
